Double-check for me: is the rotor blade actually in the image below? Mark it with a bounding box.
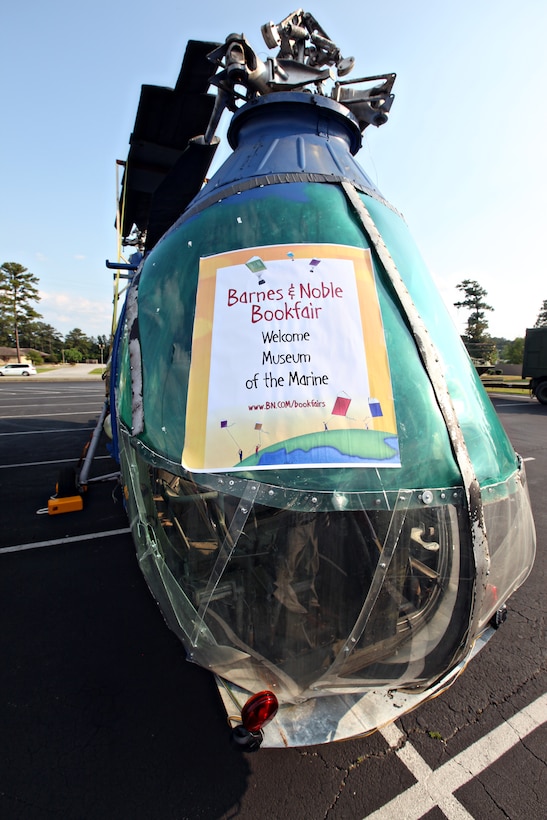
[117,40,220,241]
[145,136,220,251]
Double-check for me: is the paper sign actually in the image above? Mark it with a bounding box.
[182,243,399,471]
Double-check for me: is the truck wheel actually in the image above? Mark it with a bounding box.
[535,381,547,405]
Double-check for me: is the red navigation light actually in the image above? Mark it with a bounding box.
[241,690,279,733]
[485,583,498,610]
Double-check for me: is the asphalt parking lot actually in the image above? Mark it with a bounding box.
[1,380,546,819]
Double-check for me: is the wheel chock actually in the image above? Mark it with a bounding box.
[47,495,84,515]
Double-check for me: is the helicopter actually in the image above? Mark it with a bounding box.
[67,10,536,749]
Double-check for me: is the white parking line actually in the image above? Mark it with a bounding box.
[0,401,102,410]
[0,527,132,554]
[0,410,100,419]
[370,692,547,819]
[493,401,534,406]
[0,387,102,394]
[0,427,96,437]
[0,455,113,469]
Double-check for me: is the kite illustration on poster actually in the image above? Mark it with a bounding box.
[182,243,400,471]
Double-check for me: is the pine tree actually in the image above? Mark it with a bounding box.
[534,300,547,327]
[0,262,42,361]
[454,279,496,361]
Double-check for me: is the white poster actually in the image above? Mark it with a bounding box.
[182,244,399,472]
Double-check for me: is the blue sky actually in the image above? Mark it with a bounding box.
[1,0,545,340]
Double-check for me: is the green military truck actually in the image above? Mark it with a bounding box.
[522,327,547,404]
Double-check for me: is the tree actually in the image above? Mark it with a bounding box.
[534,300,547,328]
[0,262,42,362]
[502,337,524,364]
[491,336,510,361]
[24,321,64,359]
[0,312,13,347]
[64,328,92,360]
[64,347,83,364]
[94,333,110,364]
[454,279,496,361]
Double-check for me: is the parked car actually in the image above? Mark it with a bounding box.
[0,363,37,376]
